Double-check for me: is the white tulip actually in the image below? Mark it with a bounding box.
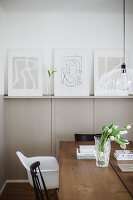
[114,125,118,129]
[108,129,112,133]
[126,125,131,129]
[120,144,126,149]
[119,130,128,135]
[125,140,129,144]
[117,134,120,139]
[110,136,114,141]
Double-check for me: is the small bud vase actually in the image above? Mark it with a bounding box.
[48,78,51,95]
[94,136,111,167]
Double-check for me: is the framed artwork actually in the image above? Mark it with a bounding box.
[94,48,128,96]
[54,48,90,96]
[8,50,43,96]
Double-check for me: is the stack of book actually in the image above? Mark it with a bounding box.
[76,145,95,160]
[118,164,133,172]
[114,150,133,160]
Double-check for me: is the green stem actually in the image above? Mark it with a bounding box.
[98,132,110,152]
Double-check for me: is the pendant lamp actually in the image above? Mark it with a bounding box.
[117,0,131,90]
[95,0,133,96]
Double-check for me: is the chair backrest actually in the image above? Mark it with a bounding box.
[74,133,102,141]
[30,161,50,200]
[16,151,30,170]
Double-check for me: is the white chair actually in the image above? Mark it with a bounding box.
[16,151,59,190]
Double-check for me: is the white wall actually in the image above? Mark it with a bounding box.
[0,2,133,181]
[4,12,133,94]
[126,14,133,68]
[0,5,6,95]
[0,5,6,192]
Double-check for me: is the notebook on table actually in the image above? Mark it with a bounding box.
[118,164,133,172]
[114,150,133,160]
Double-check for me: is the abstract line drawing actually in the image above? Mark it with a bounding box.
[94,49,133,96]
[13,57,38,89]
[8,50,43,96]
[54,49,89,96]
[61,56,83,87]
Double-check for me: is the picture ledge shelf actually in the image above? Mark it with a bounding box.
[4,95,133,99]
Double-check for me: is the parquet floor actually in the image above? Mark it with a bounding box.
[0,183,58,200]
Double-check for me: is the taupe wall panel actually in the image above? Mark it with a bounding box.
[0,96,5,190]
[4,98,133,180]
[5,99,51,180]
[97,99,133,141]
[52,99,94,157]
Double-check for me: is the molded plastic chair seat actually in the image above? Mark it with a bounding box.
[30,161,50,200]
[16,151,59,190]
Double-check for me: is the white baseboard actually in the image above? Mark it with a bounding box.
[0,181,6,195]
[0,179,29,195]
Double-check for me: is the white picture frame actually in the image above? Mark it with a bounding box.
[94,48,127,96]
[8,50,43,96]
[54,48,90,96]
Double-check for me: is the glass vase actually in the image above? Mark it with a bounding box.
[48,78,51,95]
[94,136,111,167]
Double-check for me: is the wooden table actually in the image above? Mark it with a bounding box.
[110,142,133,198]
[58,141,133,200]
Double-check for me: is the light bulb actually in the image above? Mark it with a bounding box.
[117,71,131,90]
[116,63,131,90]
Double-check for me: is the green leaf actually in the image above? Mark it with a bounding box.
[51,70,56,75]
[114,137,126,149]
[109,122,114,129]
[102,125,108,134]
[119,137,129,144]
[48,70,50,77]
[119,126,126,132]
[111,129,119,136]
[102,125,106,133]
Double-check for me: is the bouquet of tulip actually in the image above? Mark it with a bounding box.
[98,122,131,152]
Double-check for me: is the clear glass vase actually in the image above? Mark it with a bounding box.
[48,78,51,95]
[94,136,111,167]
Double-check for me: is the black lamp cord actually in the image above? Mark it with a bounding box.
[121,0,126,73]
